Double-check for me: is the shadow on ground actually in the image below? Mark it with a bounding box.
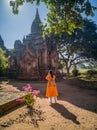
[51,103,80,125]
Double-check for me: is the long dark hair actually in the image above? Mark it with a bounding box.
[49,70,53,78]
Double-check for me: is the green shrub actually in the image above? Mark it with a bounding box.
[87,70,97,77]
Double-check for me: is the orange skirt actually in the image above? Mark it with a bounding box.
[46,86,58,97]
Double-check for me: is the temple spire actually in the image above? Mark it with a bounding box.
[31,8,42,34]
[35,8,41,22]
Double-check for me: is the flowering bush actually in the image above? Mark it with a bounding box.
[16,84,40,107]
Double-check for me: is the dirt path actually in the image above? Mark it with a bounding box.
[0,79,97,130]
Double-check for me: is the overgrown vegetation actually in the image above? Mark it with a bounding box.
[0,48,9,77]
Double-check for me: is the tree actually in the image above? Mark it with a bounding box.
[79,19,97,60]
[47,19,97,78]
[10,0,97,35]
[0,48,9,76]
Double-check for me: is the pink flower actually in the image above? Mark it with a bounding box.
[14,84,40,107]
[23,84,32,92]
[16,97,24,102]
[32,90,40,96]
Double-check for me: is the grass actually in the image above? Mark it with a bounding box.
[79,67,97,73]
[79,68,97,81]
[71,67,97,81]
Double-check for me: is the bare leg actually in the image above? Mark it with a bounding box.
[48,97,52,104]
[54,97,57,103]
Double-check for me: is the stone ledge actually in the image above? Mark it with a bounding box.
[0,91,25,117]
[0,98,22,117]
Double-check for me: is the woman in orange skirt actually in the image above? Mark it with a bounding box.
[45,70,58,104]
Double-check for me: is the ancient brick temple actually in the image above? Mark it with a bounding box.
[8,9,59,80]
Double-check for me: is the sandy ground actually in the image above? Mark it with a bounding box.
[0,79,97,130]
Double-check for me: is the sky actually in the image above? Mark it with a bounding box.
[0,0,97,49]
